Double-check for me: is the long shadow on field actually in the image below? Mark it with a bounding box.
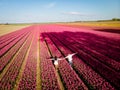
[94,29,120,34]
[40,31,120,89]
[40,31,120,61]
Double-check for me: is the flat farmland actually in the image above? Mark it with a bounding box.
[59,21,120,29]
[0,24,31,36]
[0,24,120,90]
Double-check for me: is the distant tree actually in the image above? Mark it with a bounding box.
[112,18,120,21]
[5,23,9,25]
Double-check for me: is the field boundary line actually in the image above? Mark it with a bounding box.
[56,69,65,90]
[36,37,41,90]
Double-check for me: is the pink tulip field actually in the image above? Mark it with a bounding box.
[0,24,120,90]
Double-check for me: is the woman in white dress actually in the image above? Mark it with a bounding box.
[65,53,77,66]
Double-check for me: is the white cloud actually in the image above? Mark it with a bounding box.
[63,11,95,16]
[66,12,82,15]
[43,2,56,8]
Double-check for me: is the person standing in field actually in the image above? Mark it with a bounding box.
[49,56,63,69]
[65,53,77,66]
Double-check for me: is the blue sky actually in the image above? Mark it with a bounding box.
[0,0,120,23]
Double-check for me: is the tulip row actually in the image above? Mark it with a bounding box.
[40,40,60,90]
[0,29,29,49]
[0,28,27,49]
[73,57,115,90]
[18,31,38,90]
[0,32,33,90]
[0,26,32,44]
[0,32,30,72]
[58,60,88,90]
[51,31,120,89]
[66,32,120,62]
[44,34,88,90]
[0,29,23,43]
[0,31,30,57]
[47,32,115,89]
[61,32,120,71]
[68,41,120,89]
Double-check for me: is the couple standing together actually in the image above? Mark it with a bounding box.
[49,53,77,68]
